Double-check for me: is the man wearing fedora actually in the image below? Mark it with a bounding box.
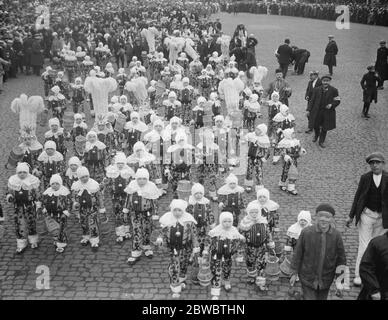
[306,74,340,148]
[304,71,322,133]
[290,203,347,300]
[347,152,388,287]
[323,35,338,76]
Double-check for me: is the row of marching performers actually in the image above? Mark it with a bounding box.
[5,159,312,299]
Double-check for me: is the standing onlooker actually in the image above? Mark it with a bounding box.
[347,152,388,287]
[323,35,338,76]
[23,32,33,75]
[31,34,44,76]
[276,38,293,78]
[375,40,388,90]
[360,65,381,119]
[304,71,322,133]
[307,74,341,148]
[266,68,292,106]
[358,231,388,300]
[289,203,347,300]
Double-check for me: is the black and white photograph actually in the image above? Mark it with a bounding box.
[0,0,388,308]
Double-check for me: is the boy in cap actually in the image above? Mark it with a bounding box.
[347,152,388,286]
[290,203,347,300]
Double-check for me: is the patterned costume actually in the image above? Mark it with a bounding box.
[278,128,306,195]
[6,163,41,253]
[207,212,245,300]
[35,141,65,191]
[163,92,181,122]
[244,124,271,191]
[104,153,134,243]
[243,94,261,132]
[71,166,105,249]
[157,199,199,298]
[41,174,71,253]
[272,104,295,164]
[122,112,148,155]
[267,92,282,142]
[217,174,246,227]
[123,168,160,263]
[48,86,67,125]
[83,131,108,183]
[239,201,273,289]
[70,78,86,114]
[44,117,69,158]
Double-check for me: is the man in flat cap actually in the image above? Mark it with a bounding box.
[307,74,340,148]
[347,152,388,287]
[375,40,388,90]
[360,65,381,118]
[290,203,347,300]
[323,35,338,76]
[304,71,322,133]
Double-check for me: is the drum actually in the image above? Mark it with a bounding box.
[99,214,111,236]
[40,109,49,127]
[36,214,47,236]
[5,146,25,169]
[45,216,60,236]
[177,180,192,202]
[264,255,280,281]
[115,113,127,133]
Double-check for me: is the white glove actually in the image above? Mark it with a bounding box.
[284,155,291,162]
[155,237,163,246]
[236,255,244,263]
[36,201,42,209]
[99,208,106,214]
[63,210,70,217]
[164,169,170,174]
[123,208,129,214]
[276,128,282,134]
[218,202,224,208]
[202,250,209,256]
[193,247,200,254]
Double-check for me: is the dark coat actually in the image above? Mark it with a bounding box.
[349,171,388,228]
[307,85,340,131]
[291,225,347,290]
[277,43,293,64]
[323,40,338,66]
[305,78,322,101]
[360,72,380,103]
[375,47,388,81]
[30,39,44,67]
[358,232,388,300]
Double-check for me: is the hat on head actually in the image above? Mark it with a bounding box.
[367,65,375,71]
[170,199,188,212]
[77,166,89,178]
[309,70,319,75]
[275,68,282,74]
[16,162,30,174]
[44,140,57,150]
[321,74,332,81]
[50,174,63,186]
[328,35,334,38]
[365,152,385,163]
[191,183,204,196]
[316,203,335,216]
[380,40,386,45]
[68,156,82,167]
[114,152,127,164]
[135,167,149,180]
[49,117,60,128]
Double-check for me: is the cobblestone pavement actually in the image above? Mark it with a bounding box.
[0,13,387,300]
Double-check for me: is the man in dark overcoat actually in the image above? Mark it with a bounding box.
[31,33,44,76]
[323,35,338,76]
[360,65,381,119]
[307,74,340,148]
[276,38,293,78]
[304,71,322,133]
[375,40,388,90]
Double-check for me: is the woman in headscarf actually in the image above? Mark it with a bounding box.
[41,174,71,253]
[186,183,215,284]
[104,152,135,243]
[156,199,199,298]
[244,123,270,192]
[123,168,160,264]
[217,173,246,227]
[71,166,105,250]
[272,104,295,165]
[239,202,274,290]
[207,211,245,300]
[35,141,65,191]
[83,130,107,183]
[6,162,41,253]
[277,128,306,195]
[122,111,148,155]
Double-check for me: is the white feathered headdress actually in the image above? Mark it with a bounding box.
[11,94,45,134]
[249,66,268,84]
